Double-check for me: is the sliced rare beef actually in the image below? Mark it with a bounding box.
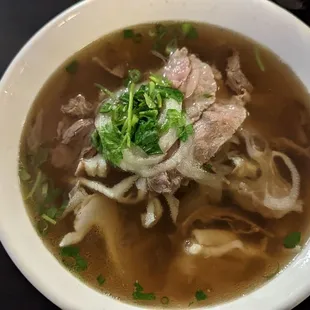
[61,119,94,145]
[61,94,95,118]
[148,170,183,194]
[226,50,253,98]
[193,103,247,163]
[164,48,217,122]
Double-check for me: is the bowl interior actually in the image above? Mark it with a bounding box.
[1,0,310,309]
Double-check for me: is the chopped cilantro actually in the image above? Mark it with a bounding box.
[65,60,79,74]
[41,214,56,225]
[182,23,198,39]
[123,29,134,38]
[132,281,156,301]
[97,274,106,286]
[60,246,88,272]
[128,69,142,83]
[195,290,207,301]
[283,232,301,249]
[161,296,169,305]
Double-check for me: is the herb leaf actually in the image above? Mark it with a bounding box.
[97,274,106,286]
[65,60,79,74]
[132,281,156,301]
[182,23,198,39]
[98,123,125,165]
[123,29,134,39]
[195,290,207,301]
[134,118,163,155]
[60,246,88,272]
[283,232,301,249]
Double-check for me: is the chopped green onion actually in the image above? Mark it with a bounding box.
[254,47,265,72]
[195,290,207,301]
[95,83,115,99]
[155,24,167,39]
[182,23,198,39]
[65,60,79,74]
[123,29,134,39]
[132,281,156,301]
[283,232,301,249]
[144,93,156,109]
[60,246,88,272]
[161,296,170,305]
[41,214,56,225]
[45,207,58,220]
[188,301,194,307]
[37,219,49,236]
[128,69,141,83]
[263,262,280,280]
[26,170,43,199]
[41,182,49,199]
[75,254,88,271]
[61,246,80,257]
[97,274,106,286]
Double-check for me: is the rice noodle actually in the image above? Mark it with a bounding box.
[141,197,164,228]
[163,194,180,224]
[75,154,108,178]
[77,175,139,202]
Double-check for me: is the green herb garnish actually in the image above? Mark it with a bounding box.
[60,246,88,272]
[123,29,134,39]
[41,214,56,225]
[128,69,142,83]
[26,170,43,199]
[92,72,190,166]
[182,23,198,39]
[95,83,115,99]
[161,109,192,142]
[97,274,106,286]
[203,163,213,173]
[254,47,265,72]
[165,38,178,55]
[134,118,163,155]
[283,232,301,249]
[123,29,142,43]
[161,296,170,305]
[132,281,156,301]
[195,290,207,301]
[37,219,49,236]
[65,60,79,74]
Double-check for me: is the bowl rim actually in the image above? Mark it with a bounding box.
[1,0,310,309]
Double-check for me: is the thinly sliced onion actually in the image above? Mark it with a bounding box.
[163,194,180,224]
[120,147,165,172]
[137,137,193,178]
[77,175,139,201]
[141,197,164,228]
[263,151,302,214]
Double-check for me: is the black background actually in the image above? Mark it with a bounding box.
[0,0,309,309]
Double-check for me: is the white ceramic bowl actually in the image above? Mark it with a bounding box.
[1,0,310,309]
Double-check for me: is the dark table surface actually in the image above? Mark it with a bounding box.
[0,0,310,309]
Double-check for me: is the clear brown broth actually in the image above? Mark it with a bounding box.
[20,22,310,308]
